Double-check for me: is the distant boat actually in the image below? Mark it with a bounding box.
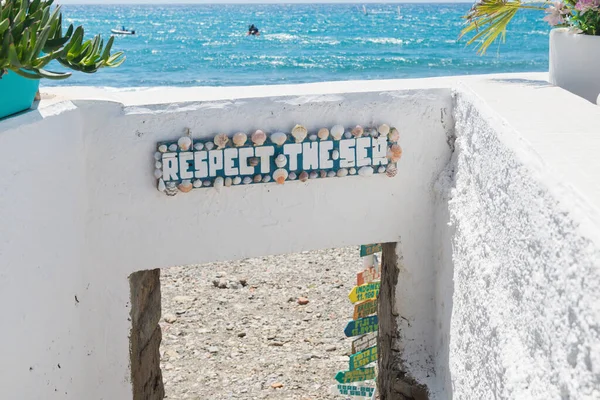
[397,6,401,16]
[111,28,135,35]
[363,5,368,16]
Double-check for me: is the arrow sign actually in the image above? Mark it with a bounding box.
[348,281,380,304]
[360,244,382,257]
[357,266,380,286]
[344,315,378,337]
[335,367,376,383]
[352,332,377,354]
[335,384,376,397]
[349,345,378,370]
[353,299,377,320]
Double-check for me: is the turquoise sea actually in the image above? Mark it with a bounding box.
[43,3,551,87]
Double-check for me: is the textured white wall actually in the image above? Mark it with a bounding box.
[0,83,453,399]
[446,88,600,400]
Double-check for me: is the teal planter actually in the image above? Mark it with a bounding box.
[0,70,40,120]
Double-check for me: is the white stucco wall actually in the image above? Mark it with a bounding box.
[0,79,454,399]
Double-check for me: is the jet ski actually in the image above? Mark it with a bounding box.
[247,24,260,36]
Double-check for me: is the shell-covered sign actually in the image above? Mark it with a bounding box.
[154,124,401,195]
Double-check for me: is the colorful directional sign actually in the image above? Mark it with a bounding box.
[360,244,382,257]
[357,266,380,286]
[353,299,377,320]
[349,345,378,370]
[352,332,377,354]
[348,281,380,304]
[335,367,376,383]
[336,384,376,397]
[344,315,378,337]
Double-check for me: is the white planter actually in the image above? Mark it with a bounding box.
[549,28,600,103]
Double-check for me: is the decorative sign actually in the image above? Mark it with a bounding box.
[348,281,381,304]
[335,367,376,383]
[336,384,376,397]
[349,345,378,370]
[344,316,378,337]
[353,299,378,320]
[357,266,380,286]
[360,244,382,257]
[154,124,401,195]
[352,332,378,354]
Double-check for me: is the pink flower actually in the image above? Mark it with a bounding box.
[575,0,599,13]
[544,2,568,26]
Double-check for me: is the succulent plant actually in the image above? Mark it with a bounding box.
[0,0,125,80]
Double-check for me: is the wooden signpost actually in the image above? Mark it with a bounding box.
[349,345,378,370]
[353,299,377,320]
[357,266,380,286]
[352,332,377,354]
[360,244,382,257]
[348,281,380,304]
[335,367,376,383]
[344,315,378,337]
[336,384,376,398]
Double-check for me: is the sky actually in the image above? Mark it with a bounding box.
[59,0,466,4]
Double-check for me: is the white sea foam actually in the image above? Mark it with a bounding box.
[363,38,404,45]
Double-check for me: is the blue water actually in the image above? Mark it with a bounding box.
[42,3,551,88]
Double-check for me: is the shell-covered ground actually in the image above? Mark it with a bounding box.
[160,247,366,400]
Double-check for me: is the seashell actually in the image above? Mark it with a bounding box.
[194,142,204,151]
[243,177,252,185]
[158,144,168,153]
[275,154,287,168]
[309,171,318,179]
[327,171,336,178]
[154,152,162,161]
[270,132,288,146]
[154,169,163,179]
[349,168,357,175]
[291,125,308,143]
[337,168,348,177]
[351,125,364,138]
[309,134,318,142]
[289,172,297,180]
[331,150,340,160]
[165,182,178,196]
[330,125,344,140]
[299,171,309,182]
[155,161,162,169]
[224,177,233,187]
[233,132,248,147]
[252,130,267,146]
[203,180,211,187]
[388,128,400,143]
[157,179,166,192]
[273,168,289,185]
[214,177,224,191]
[253,174,262,183]
[369,128,379,138]
[320,170,327,178]
[233,177,242,185]
[358,166,374,177]
[178,136,192,151]
[263,175,272,183]
[248,157,260,167]
[205,142,215,151]
[318,128,330,141]
[193,179,203,188]
[378,166,386,173]
[214,134,229,150]
[386,164,398,178]
[178,180,193,193]
[378,124,390,136]
[169,144,178,152]
[388,144,403,162]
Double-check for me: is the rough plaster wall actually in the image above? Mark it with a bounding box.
[0,107,89,399]
[448,91,600,399]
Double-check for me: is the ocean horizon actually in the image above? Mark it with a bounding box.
[42,3,550,88]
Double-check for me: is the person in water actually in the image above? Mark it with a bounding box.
[248,24,260,36]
